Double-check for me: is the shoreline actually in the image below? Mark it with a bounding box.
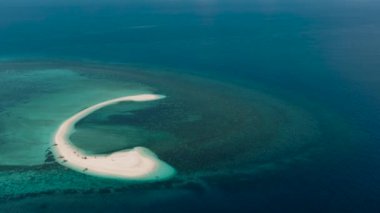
[53,94,176,181]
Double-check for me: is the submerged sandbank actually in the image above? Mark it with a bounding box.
[53,94,176,181]
[0,68,157,166]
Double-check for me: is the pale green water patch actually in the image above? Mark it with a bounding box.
[0,67,152,166]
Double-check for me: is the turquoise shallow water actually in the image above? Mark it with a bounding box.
[1,0,380,212]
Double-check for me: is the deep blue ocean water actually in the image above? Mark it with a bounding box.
[0,0,380,212]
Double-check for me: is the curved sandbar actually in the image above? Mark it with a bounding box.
[53,94,176,181]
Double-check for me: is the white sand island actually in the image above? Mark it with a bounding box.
[52,94,176,181]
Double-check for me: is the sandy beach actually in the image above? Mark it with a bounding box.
[53,94,176,181]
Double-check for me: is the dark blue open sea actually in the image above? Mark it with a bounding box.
[1,0,380,212]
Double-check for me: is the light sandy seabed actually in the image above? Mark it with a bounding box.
[0,68,154,165]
